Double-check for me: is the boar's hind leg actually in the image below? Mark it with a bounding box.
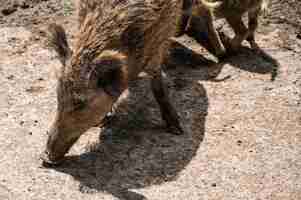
[247,9,260,50]
[151,74,184,135]
[226,15,248,52]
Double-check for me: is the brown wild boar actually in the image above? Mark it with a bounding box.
[41,0,185,165]
[182,0,269,58]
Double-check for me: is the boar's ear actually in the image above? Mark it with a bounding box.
[88,51,128,98]
[47,23,72,66]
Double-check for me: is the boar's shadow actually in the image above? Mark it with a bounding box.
[52,59,209,200]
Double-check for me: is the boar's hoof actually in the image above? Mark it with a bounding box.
[167,124,184,135]
[216,52,229,62]
[40,151,64,167]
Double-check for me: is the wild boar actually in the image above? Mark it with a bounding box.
[181,0,269,58]
[41,0,185,165]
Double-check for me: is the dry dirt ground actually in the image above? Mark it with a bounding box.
[0,0,300,200]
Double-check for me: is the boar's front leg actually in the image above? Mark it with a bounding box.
[151,73,184,135]
[247,9,260,50]
[177,0,194,36]
[205,11,227,58]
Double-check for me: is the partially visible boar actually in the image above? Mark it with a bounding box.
[41,0,185,165]
[181,0,269,58]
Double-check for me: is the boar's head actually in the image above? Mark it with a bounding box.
[41,24,128,165]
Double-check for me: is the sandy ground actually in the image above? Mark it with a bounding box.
[0,0,300,200]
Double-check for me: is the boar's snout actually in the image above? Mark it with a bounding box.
[42,88,117,165]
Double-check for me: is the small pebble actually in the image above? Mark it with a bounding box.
[7,75,14,80]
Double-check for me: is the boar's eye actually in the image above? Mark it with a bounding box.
[97,65,120,90]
